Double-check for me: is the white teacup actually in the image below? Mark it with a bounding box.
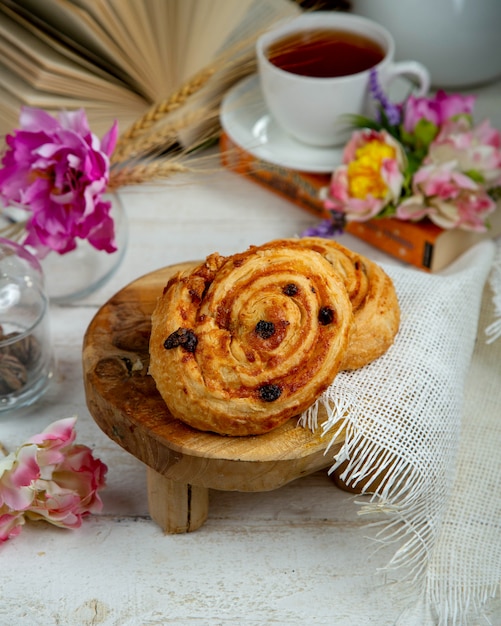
[256,12,430,148]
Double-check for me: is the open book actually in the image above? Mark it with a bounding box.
[0,0,300,141]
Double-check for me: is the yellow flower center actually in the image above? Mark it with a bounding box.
[347,140,396,199]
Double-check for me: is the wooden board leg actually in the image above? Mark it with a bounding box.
[147,467,209,533]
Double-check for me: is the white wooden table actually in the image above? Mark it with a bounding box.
[2,78,501,625]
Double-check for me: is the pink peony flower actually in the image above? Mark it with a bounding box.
[28,416,77,472]
[0,107,118,258]
[0,507,25,543]
[0,417,107,543]
[397,161,496,231]
[403,91,475,134]
[396,195,433,223]
[323,129,406,222]
[0,445,39,511]
[426,118,501,186]
[27,442,107,528]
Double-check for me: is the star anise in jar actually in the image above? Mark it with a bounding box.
[0,352,28,393]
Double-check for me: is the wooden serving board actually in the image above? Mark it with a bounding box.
[82,263,342,533]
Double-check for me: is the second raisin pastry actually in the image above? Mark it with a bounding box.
[338,251,400,370]
[260,237,400,371]
[149,243,353,436]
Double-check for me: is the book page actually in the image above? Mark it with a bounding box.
[173,0,274,81]
[9,0,147,95]
[0,92,30,139]
[142,0,174,95]
[0,62,145,138]
[0,64,103,109]
[0,13,146,104]
[0,0,302,146]
[0,2,128,87]
[69,0,160,100]
[218,0,301,53]
[143,0,300,96]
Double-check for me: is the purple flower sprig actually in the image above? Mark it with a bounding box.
[369,68,402,128]
[301,214,346,238]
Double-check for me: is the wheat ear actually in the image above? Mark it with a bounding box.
[108,159,192,189]
[111,66,215,164]
[111,109,213,164]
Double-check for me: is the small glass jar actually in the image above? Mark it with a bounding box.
[0,238,55,411]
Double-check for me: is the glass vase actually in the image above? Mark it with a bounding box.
[0,193,127,305]
[38,193,128,304]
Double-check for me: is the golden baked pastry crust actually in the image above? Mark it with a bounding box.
[339,253,400,370]
[261,237,400,370]
[149,243,353,436]
[292,237,370,312]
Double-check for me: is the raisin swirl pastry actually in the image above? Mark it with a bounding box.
[301,238,400,370]
[257,237,400,371]
[149,244,353,436]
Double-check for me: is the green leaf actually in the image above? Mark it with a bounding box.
[376,203,397,218]
[412,119,439,149]
[343,113,383,132]
[464,169,485,184]
[488,186,501,201]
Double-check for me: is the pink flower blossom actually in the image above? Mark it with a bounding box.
[323,129,406,222]
[426,118,501,186]
[0,417,107,543]
[0,445,39,511]
[316,75,497,233]
[28,416,77,472]
[0,107,118,258]
[403,91,475,134]
[27,443,107,528]
[397,161,496,231]
[0,507,25,543]
[396,195,433,223]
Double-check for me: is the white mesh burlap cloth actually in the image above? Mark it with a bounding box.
[302,238,501,626]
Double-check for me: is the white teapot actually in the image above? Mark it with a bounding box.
[351,0,501,88]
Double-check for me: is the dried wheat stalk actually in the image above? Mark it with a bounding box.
[108,138,225,189]
[110,66,216,165]
[108,7,299,182]
[110,30,260,168]
[108,159,191,189]
[110,109,213,164]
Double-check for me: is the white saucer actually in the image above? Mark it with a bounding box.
[220,75,343,173]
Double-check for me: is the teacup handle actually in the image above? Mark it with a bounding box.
[384,61,431,97]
